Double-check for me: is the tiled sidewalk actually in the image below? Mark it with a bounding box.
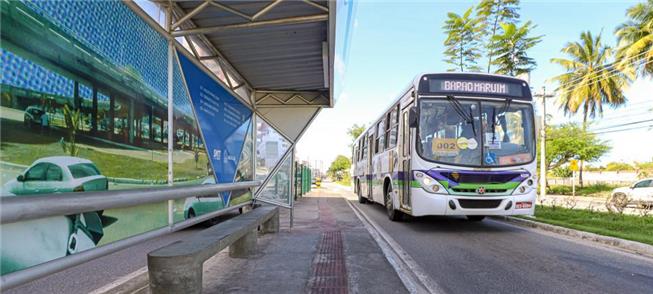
[200,188,407,293]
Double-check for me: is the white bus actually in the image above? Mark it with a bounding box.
[351,73,536,221]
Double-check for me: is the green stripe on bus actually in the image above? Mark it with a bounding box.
[451,182,520,190]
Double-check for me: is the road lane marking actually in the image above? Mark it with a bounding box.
[88,266,148,294]
[346,200,446,294]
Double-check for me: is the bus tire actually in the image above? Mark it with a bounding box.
[357,181,367,204]
[466,215,485,222]
[385,184,402,221]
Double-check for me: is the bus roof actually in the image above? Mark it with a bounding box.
[351,72,533,145]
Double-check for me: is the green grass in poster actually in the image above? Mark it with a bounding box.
[0,116,209,183]
[98,202,168,245]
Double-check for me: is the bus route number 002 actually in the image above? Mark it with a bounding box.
[432,138,459,155]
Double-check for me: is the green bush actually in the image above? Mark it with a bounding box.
[605,162,635,171]
[552,166,572,177]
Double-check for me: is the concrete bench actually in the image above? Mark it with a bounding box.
[147,206,280,294]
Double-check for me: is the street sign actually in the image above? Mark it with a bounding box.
[569,159,579,172]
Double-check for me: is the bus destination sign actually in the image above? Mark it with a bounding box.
[443,80,507,94]
[427,78,525,98]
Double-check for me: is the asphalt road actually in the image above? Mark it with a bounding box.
[3,212,239,294]
[353,200,653,294]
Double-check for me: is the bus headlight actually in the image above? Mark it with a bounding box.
[512,180,534,195]
[414,171,448,194]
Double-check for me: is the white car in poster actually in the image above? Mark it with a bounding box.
[183,177,226,219]
[1,157,116,275]
[611,178,653,207]
[3,156,108,195]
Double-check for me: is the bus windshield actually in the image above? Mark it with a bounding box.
[417,99,534,167]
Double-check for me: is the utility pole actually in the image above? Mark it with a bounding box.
[533,86,555,200]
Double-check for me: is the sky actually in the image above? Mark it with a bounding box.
[296,0,653,171]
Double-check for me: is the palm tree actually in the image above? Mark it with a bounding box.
[489,21,542,76]
[476,0,521,73]
[550,31,629,126]
[615,0,653,77]
[442,7,484,72]
[550,31,630,187]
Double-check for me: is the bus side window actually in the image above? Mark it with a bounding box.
[387,105,399,149]
[402,111,409,157]
[375,124,381,154]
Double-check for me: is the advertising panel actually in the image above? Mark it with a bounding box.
[0,0,251,275]
[176,52,253,219]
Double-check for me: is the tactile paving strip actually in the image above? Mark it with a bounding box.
[308,231,348,294]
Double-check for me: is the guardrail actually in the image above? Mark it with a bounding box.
[0,181,260,290]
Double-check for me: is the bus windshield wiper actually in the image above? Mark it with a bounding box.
[446,95,476,136]
[446,95,472,124]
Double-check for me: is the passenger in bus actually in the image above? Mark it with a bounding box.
[456,121,481,165]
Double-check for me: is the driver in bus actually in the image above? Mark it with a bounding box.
[421,110,447,158]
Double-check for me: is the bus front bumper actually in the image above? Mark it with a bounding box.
[410,189,536,217]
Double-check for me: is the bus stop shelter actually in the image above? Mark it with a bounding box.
[129,0,344,207]
[0,0,355,289]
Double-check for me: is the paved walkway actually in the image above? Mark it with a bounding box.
[199,187,407,293]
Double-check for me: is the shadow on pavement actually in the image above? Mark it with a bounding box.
[360,200,515,234]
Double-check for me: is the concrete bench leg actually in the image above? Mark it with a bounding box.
[148,257,201,294]
[229,229,257,258]
[260,211,280,234]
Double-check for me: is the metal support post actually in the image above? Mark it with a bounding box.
[290,149,295,229]
[534,86,554,201]
[166,4,175,225]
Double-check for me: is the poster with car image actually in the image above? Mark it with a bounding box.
[0,0,250,275]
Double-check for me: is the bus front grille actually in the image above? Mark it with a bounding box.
[458,199,502,209]
[451,188,508,194]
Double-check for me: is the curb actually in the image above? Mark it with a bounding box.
[495,216,653,259]
[346,200,445,294]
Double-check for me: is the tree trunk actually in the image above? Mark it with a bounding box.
[460,40,464,72]
[487,14,499,73]
[579,109,588,188]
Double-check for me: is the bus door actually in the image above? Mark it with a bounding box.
[399,110,412,210]
[367,135,374,200]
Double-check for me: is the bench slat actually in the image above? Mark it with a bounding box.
[149,206,278,259]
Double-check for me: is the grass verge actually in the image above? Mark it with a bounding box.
[336,179,351,187]
[520,206,653,246]
[546,183,618,197]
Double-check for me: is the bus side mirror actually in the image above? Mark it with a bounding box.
[408,107,418,128]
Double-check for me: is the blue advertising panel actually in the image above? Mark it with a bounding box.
[177,52,252,205]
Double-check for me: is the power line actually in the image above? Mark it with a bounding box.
[593,124,653,135]
[592,111,653,123]
[556,57,653,93]
[545,123,652,141]
[554,50,650,88]
[596,101,653,118]
[589,118,653,132]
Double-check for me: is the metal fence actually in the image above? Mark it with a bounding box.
[0,181,260,290]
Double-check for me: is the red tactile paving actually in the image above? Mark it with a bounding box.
[308,231,348,294]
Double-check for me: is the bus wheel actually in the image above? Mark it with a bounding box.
[357,181,367,204]
[466,215,485,222]
[385,185,402,221]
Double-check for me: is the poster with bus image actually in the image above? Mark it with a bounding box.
[0,0,251,275]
